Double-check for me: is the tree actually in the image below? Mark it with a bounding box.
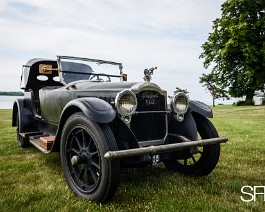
[168,87,189,99]
[200,0,265,105]
[199,73,230,107]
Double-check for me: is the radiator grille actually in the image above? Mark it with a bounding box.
[135,91,166,111]
[130,91,166,141]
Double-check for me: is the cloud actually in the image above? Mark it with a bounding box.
[0,0,224,104]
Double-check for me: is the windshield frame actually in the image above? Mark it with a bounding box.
[57,55,124,85]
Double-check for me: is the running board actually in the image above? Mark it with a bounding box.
[29,136,55,153]
[104,137,228,160]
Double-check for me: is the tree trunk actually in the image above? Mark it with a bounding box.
[212,98,215,107]
[245,90,255,105]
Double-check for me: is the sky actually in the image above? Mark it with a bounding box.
[0,0,225,104]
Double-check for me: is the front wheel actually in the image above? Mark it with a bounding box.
[60,112,120,203]
[164,113,220,176]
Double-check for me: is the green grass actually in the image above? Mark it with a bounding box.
[0,106,265,211]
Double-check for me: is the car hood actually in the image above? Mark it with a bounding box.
[69,81,138,92]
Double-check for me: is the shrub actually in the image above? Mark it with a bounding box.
[236,100,254,106]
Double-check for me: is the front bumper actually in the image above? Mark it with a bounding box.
[104,137,228,160]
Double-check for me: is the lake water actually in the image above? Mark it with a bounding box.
[0,96,21,109]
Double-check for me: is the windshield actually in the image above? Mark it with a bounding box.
[57,56,123,84]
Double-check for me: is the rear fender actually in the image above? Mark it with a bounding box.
[12,99,37,132]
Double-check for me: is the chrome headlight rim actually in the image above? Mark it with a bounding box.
[115,90,137,116]
[170,92,189,114]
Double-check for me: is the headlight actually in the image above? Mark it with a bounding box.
[170,92,189,115]
[115,90,137,116]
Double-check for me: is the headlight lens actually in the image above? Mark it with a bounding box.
[171,92,189,114]
[116,90,137,116]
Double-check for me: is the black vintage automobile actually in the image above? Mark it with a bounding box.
[12,56,227,203]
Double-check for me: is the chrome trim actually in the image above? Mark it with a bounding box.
[134,111,169,114]
[170,92,189,122]
[170,92,189,114]
[115,89,137,117]
[104,137,228,160]
[131,82,167,96]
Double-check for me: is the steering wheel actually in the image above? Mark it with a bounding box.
[90,74,111,82]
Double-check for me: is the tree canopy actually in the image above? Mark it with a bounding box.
[199,73,230,107]
[168,87,189,100]
[200,0,265,104]
[0,91,23,96]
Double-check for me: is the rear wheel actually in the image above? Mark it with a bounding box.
[164,113,220,176]
[60,112,120,203]
[16,115,29,148]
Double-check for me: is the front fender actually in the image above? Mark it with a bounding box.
[189,100,213,118]
[53,97,116,151]
[169,110,198,141]
[168,100,212,143]
[62,97,116,124]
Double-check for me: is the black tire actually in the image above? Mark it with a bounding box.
[60,112,120,203]
[16,115,29,148]
[164,113,220,176]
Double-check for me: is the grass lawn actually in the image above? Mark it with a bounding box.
[0,106,264,211]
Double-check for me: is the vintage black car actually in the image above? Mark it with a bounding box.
[12,55,227,203]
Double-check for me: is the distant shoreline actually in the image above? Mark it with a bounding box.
[0,91,23,96]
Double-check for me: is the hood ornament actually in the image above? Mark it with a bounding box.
[143,67,157,82]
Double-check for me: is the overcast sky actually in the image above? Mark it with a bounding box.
[0,0,225,104]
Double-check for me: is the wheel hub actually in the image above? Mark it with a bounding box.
[71,148,92,166]
[71,155,80,165]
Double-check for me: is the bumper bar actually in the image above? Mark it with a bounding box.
[104,137,228,160]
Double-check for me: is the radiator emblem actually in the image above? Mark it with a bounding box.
[142,91,158,105]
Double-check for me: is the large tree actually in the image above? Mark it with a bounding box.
[200,0,265,104]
